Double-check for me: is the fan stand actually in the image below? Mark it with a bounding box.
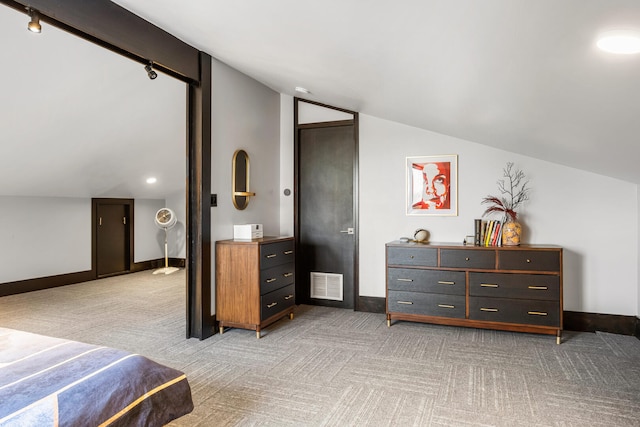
[153,228,179,275]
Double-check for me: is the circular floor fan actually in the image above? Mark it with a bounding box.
[153,208,180,275]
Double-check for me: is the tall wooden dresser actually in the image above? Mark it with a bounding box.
[386,241,563,343]
[216,236,295,338]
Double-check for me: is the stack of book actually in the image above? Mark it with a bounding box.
[474,219,503,246]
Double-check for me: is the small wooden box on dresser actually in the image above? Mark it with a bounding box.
[216,236,295,338]
[386,241,563,343]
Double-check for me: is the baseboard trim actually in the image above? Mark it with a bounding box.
[564,311,639,338]
[133,257,186,272]
[0,270,95,297]
[0,258,187,297]
[357,296,386,313]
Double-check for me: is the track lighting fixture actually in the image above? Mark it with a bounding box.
[145,62,157,80]
[27,8,41,33]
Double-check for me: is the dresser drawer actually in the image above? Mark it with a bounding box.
[469,297,559,326]
[260,263,295,295]
[440,249,495,269]
[388,291,465,318]
[261,284,295,321]
[498,250,560,272]
[388,268,465,295]
[260,240,294,269]
[469,272,559,301]
[387,246,437,267]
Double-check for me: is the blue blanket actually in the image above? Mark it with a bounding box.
[0,327,193,426]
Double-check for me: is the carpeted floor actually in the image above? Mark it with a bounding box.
[0,270,639,426]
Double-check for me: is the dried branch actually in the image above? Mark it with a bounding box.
[482,162,530,221]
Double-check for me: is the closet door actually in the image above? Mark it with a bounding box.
[297,123,356,309]
[94,199,132,277]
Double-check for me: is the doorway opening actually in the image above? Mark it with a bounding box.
[294,98,359,310]
[92,198,133,278]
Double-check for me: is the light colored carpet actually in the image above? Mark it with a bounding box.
[0,270,639,426]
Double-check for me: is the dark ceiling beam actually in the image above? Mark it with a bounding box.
[1,0,199,82]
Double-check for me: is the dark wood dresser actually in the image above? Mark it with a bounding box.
[386,241,563,343]
[216,236,295,338]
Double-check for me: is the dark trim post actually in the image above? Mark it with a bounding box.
[187,52,213,339]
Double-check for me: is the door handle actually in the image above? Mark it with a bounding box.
[339,227,354,235]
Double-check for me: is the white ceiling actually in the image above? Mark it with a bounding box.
[0,5,186,199]
[112,0,640,184]
[3,0,640,202]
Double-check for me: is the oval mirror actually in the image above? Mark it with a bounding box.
[232,149,255,210]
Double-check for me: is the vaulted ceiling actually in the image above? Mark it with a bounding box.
[114,0,640,184]
[0,5,185,199]
[3,0,640,202]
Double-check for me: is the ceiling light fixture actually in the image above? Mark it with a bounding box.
[145,62,157,80]
[295,86,310,94]
[27,8,41,33]
[146,177,157,184]
[597,31,640,54]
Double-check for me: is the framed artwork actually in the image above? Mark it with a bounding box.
[406,154,458,216]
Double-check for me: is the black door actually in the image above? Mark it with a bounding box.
[94,199,132,277]
[297,123,357,309]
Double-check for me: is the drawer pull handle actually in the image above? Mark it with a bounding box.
[528,311,548,316]
[283,273,293,277]
[266,278,277,283]
[284,250,293,255]
[397,301,413,305]
[480,283,498,288]
[267,302,278,308]
[480,308,498,312]
[526,259,531,263]
[284,295,294,300]
[409,255,414,259]
[438,304,455,309]
[397,278,413,282]
[528,286,548,290]
[465,257,470,261]
[437,281,455,285]
[266,254,277,259]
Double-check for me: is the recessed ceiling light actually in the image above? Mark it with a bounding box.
[295,86,311,94]
[146,177,157,184]
[597,31,640,54]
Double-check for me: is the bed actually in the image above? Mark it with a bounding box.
[0,327,193,426]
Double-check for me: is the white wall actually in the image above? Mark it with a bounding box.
[280,95,294,236]
[210,58,281,313]
[358,114,637,316]
[0,196,91,282]
[0,196,178,284]
[165,190,186,259]
[133,199,165,262]
[279,102,639,317]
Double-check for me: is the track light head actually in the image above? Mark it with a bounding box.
[145,62,157,80]
[27,8,41,33]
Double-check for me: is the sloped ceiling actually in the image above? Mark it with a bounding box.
[112,0,640,184]
[0,5,186,199]
[3,0,640,200]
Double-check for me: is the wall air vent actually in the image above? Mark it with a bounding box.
[310,272,343,301]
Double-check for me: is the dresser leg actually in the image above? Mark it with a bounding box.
[387,315,391,327]
[219,326,224,335]
[289,312,294,320]
[256,330,261,339]
[556,330,561,345]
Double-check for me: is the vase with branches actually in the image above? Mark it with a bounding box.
[482,162,530,245]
